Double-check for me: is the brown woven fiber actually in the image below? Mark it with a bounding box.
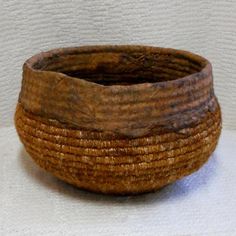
[15,45,222,195]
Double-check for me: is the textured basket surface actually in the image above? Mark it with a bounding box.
[15,103,221,194]
[15,45,222,194]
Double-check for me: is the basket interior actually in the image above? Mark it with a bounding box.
[32,49,206,86]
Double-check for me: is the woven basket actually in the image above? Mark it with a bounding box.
[15,45,221,195]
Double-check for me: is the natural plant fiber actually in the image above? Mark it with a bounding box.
[15,45,222,194]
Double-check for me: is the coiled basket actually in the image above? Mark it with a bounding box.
[15,45,221,195]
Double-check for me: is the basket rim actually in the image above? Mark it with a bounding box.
[23,44,212,90]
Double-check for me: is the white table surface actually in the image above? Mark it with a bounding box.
[1,127,236,236]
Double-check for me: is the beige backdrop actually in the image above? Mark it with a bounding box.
[1,0,235,128]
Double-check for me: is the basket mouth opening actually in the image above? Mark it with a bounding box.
[30,46,208,86]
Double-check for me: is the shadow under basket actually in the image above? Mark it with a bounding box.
[15,45,222,195]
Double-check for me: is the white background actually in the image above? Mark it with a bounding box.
[1,1,236,235]
[0,0,236,128]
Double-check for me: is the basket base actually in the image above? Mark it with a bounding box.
[15,103,221,195]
